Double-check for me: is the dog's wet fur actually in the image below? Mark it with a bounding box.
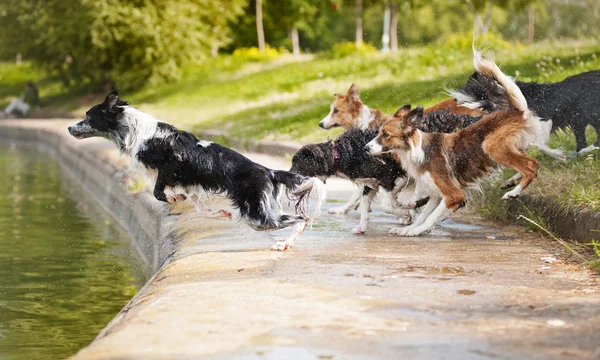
[68,91,326,251]
[367,51,542,237]
[456,69,600,154]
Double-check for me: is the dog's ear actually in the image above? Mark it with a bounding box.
[104,91,120,108]
[393,104,412,118]
[409,105,424,127]
[347,83,359,102]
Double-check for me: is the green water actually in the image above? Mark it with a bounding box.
[0,142,147,360]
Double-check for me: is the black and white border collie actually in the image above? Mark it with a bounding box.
[68,91,326,251]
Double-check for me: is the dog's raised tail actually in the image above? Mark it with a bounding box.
[272,171,326,224]
[472,50,529,117]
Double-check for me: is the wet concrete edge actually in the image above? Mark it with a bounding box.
[508,195,600,244]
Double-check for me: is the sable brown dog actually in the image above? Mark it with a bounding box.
[366,52,541,237]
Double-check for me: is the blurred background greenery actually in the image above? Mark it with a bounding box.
[1,0,598,93]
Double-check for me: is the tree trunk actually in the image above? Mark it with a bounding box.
[528,4,535,42]
[256,0,265,53]
[464,0,494,37]
[355,0,363,49]
[289,27,300,56]
[390,2,398,52]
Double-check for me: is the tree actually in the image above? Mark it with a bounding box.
[463,0,535,37]
[0,0,246,90]
[356,0,363,49]
[389,1,399,52]
[256,0,265,52]
[264,0,331,56]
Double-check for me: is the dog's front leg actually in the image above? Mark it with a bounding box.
[389,196,439,236]
[398,198,455,237]
[353,187,377,234]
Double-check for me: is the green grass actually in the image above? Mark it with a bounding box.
[1,38,599,211]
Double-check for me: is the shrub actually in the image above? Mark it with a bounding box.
[437,31,514,51]
[330,41,378,58]
[232,46,283,62]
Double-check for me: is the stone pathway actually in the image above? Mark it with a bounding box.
[74,152,600,360]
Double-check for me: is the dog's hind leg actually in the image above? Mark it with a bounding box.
[577,122,599,155]
[353,186,377,235]
[536,119,567,162]
[271,218,307,251]
[486,142,539,199]
[501,172,522,189]
[379,189,411,226]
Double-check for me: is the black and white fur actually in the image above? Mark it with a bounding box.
[451,68,600,157]
[68,91,326,251]
[291,128,428,234]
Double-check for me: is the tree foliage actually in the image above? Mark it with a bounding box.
[0,0,246,90]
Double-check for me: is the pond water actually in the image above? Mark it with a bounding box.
[0,141,147,360]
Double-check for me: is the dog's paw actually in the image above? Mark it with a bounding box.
[352,225,366,235]
[501,187,521,200]
[328,206,349,215]
[401,201,417,210]
[389,227,410,236]
[270,241,291,251]
[397,216,412,226]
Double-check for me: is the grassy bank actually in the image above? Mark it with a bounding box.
[1,39,599,214]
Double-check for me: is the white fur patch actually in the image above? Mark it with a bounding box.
[578,144,599,156]
[356,105,372,129]
[409,131,425,164]
[366,138,383,153]
[197,140,213,147]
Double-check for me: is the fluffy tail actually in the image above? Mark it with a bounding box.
[446,71,510,112]
[272,170,327,224]
[471,50,529,118]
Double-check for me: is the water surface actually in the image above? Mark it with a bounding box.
[0,142,146,360]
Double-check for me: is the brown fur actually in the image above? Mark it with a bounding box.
[367,108,387,129]
[378,105,538,210]
[326,83,364,129]
[425,98,485,117]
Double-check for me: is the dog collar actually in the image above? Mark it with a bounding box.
[332,143,341,172]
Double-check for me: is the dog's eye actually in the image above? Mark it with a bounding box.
[382,132,389,139]
[333,108,339,114]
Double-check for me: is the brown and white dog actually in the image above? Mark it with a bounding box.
[367,52,541,236]
[318,83,486,216]
[318,83,387,130]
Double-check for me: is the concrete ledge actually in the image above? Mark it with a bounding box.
[2,120,600,360]
[508,195,600,244]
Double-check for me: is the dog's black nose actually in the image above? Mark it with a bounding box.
[318,122,325,129]
[67,126,73,134]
